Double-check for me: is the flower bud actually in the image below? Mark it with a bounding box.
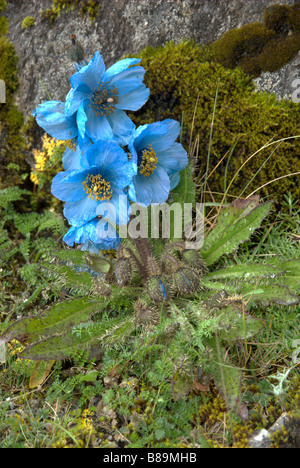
[147,276,169,303]
[134,299,159,326]
[115,256,132,286]
[182,249,207,274]
[93,278,112,297]
[173,267,200,294]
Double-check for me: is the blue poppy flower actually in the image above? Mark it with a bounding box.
[32,101,78,142]
[63,217,121,252]
[65,51,150,145]
[51,140,134,227]
[128,119,188,206]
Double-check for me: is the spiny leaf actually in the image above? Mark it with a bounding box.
[19,316,136,361]
[206,335,242,411]
[265,258,300,293]
[41,262,94,291]
[52,250,111,274]
[204,263,285,282]
[202,200,273,265]
[217,307,265,342]
[202,196,261,252]
[242,283,299,306]
[0,297,105,345]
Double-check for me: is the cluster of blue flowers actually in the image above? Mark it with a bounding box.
[33,51,188,253]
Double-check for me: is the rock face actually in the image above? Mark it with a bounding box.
[4,0,300,116]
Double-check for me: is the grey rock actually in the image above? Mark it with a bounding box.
[248,412,289,448]
[4,0,299,118]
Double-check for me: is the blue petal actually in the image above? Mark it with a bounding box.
[85,140,134,189]
[115,84,150,111]
[84,103,114,141]
[106,65,145,90]
[51,168,91,202]
[128,166,170,206]
[156,142,188,174]
[70,51,105,91]
[32,101,78,140]
[77,100,88,140]
[65,83,92,117]
[96,191,131,226]
[134,120,181,154]
[169,171,181,190]
[62,146,83,171]
[63,218,120,249]
[102,58,141,82]
[64,195,99,226]
[105,108,135,145]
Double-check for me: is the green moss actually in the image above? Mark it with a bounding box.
[214,3,300,78]
[258,34,300,73]
[41,0,100,24]
[21,16,35,29]
[263,4,291,35]
[0,4,29,189]
[131,40,300,206]
[213,22,275,73]
[288,3,300,33]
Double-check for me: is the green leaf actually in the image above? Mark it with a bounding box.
[52,250,111,274]
[204,263,284,282]
[241,284,299,306]
[19,316,136,361]
[169,159,196,241]
[172,368,194,401]
[202,199,273,265]
[217,307,265,342]
[41,262,94,291]
[171,159,196,206]
[206,335,242,411]
[0,298,104,345]
[202,196,261,253]
[266,258,300,293]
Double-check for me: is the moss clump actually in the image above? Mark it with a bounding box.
[41,0,100,24]
[214,3,300,78]
[258,34,300,73]
[21,16,35,29]
[131,40,300,206]
[214,23,275,72]
[0,5,29,189]
[263,4,291,35]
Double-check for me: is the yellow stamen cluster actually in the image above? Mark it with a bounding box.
[82,174,113,201]
[90,83,119,117]
[139,145,158,177]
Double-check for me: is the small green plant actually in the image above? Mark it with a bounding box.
[21,16,35,30]
[0,186,67,312]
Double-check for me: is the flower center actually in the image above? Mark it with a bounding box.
[82,174,113,201]
[138,145,158,177]
[90,83,119,117]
